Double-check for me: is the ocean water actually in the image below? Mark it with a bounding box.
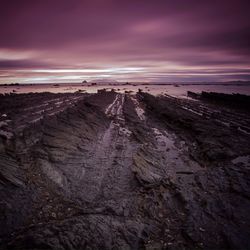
[0,83,250,97]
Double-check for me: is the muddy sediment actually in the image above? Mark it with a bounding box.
[0,91,250,249]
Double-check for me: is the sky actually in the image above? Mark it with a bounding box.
[0,0,250,83]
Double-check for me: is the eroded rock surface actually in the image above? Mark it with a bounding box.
[0,91,250,249]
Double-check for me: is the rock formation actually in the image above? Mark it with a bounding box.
[0,91,250,249]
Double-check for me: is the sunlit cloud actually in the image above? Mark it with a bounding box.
[0,49,37,60]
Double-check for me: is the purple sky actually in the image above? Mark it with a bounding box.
[0,0,250,83]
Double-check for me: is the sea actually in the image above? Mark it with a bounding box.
[1,83,250,98]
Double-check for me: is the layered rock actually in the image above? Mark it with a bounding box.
[0,91,250,249]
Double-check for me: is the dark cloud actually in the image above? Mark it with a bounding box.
[0,59,52,69]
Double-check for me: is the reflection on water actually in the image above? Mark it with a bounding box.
[0,83,250,97]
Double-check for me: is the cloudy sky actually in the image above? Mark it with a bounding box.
[0,0,250,83]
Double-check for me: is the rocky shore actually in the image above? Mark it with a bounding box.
[0,90,250,249]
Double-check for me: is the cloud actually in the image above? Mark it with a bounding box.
[0,0,250,82]
[0,59,52,69]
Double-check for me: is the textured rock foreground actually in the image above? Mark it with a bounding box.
[0,91,250,249]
